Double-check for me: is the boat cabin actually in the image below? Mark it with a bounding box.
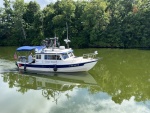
[34,47,75,64]
[16,37,75,64]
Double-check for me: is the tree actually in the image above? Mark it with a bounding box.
[53,0,76,44]
[0,0,13,45]
[43,3,55,37]
[12,0,26,45]
[0,0,150,48]
[80,0,109,47]
[23,1,42,45]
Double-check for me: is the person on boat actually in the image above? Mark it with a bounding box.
[28,53,33,63]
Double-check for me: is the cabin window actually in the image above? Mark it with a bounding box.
[45,55,51,60]
[44,55,61,60]
[68,52,74,57]
[36,55,41,59]
[61,53,69,59]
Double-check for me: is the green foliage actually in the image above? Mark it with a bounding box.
[0,0,150,48]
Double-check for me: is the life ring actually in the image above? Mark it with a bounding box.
[53,66,57,72]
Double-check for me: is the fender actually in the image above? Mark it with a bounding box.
[53,65,57,72]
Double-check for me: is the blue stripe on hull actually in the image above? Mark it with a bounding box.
[20,61,97,68]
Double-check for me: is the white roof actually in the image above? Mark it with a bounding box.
[35,47,73,54]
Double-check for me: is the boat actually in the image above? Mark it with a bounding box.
[15,36,99,72]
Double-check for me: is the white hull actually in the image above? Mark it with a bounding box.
[17,61,97,72]
[15,39,100,73]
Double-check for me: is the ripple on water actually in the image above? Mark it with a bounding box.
[0,59,17,73]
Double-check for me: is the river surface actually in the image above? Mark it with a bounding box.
[0,47,150,113]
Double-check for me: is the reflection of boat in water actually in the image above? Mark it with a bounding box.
[24,72,98,91]
[34,72,98,101]
[35,72,97,87]
[3,72,98,102]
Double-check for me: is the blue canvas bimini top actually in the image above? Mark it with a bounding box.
[16,46,44,51]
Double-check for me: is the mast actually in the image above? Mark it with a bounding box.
[64,22,70,48]
[66,22,68,42]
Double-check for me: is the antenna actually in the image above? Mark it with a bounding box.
[66,22,68,40]
[64,22,71,48]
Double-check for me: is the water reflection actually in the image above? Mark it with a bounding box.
[1,48,150,113]
[2,71,99,103]
[90,49,150,104]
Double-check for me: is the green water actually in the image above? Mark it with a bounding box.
[0,47,150,113]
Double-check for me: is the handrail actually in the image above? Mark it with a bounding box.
[83,53,97,59]
[72,51,98,63]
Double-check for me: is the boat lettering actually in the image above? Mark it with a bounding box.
[51,61,57,63]
[45,61,50,63]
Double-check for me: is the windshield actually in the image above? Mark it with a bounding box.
[61,53,69,59]
[68,52,74,57]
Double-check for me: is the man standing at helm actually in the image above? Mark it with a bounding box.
[28,53,33,63]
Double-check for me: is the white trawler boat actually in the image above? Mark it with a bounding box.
[15,37,99,72]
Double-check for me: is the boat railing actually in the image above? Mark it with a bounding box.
[83,53,96,59]
[83,51,98,59]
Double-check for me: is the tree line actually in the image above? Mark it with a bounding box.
[0,0,150,48]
